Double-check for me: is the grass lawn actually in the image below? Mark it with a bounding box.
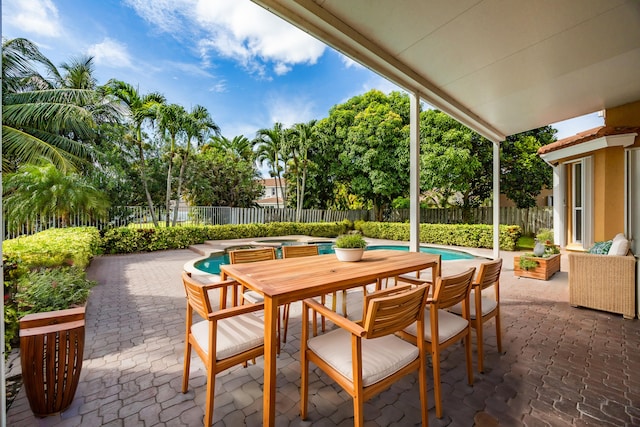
[517,236,535,250]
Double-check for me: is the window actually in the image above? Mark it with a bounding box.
[572,162,583,243]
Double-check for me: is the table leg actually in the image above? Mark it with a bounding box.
[263,297,278,426]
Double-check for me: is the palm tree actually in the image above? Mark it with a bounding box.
[253,123,290,208]
[173,105,220,225]
[2,38,97,172]
[289,120,317,221]
[103,79,166,227]
[3,164,110,230]
[157,103,188,226]
[208,135,254,161]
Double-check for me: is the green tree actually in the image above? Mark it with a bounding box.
[325,90,411,220]
[173,105,220,225]
[419,109,490,216]
[156,103,188,226]
[500,126,555,208]
[208,135,254,161]
[288,120,317,221]
[3,164,110,228]
[183,146,262,207]
[2,38,96,172]
[103,79,166,226]
[253,123,290,208]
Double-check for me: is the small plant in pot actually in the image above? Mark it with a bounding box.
[334,234,367,262]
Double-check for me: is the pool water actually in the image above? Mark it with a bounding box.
[194,244,474,275]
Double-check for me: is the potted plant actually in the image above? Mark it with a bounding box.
[333,234,367,262]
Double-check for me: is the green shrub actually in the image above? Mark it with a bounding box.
[358,222,521,251]
[3,227,101,269]
[100,222,350,254]
[14,267,95,316]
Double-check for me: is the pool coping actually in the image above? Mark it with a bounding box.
[184,235,489,279]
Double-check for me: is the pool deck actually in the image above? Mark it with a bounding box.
[6,238,640,426]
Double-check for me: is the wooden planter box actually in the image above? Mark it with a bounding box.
[514,253,561,280]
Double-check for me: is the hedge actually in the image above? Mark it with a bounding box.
[100,221,351,254]
[356,222,521,251]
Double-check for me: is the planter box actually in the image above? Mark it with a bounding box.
[514,253,561,280]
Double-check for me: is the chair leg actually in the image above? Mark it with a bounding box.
[495,309,503,354]
[353,389,365,427]
[432,347,443,419]
[204,367,215,426]
[182,342,191,393]
[282,303,290,343]
[418,360,429,427]
[464,330,474,386]
[476,317,485,373]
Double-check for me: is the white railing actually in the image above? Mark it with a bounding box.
[3,206,552,239]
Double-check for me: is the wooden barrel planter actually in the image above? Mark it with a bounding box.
[19,307,86,417]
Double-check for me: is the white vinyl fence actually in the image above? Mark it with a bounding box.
[3,205,552,239]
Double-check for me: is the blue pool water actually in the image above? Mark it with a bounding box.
[194,244,473,275]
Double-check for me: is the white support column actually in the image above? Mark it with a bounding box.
[552,165,566,247]
[493,141,501,259]
[409,92,420,252]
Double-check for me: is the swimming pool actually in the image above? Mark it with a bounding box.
[192,244,474,275]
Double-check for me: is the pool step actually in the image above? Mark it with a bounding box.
[188,244,216,256]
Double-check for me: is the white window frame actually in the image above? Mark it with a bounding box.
[572,162,583,244]
[568,157,593,249]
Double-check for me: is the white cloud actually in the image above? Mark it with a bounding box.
[2,0,62,37]
[341,54,364,69]
[267,95,317,128]
[209,81,227,93]
[87,38,134,69]
[124,0,326,76]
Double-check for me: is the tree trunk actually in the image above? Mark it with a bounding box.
[172,152,188,226]
[138,140,159,227]
[165,149,174,227]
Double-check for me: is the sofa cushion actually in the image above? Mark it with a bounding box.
[612,233,626,242]
[608,237,629,256]
[588,240,613,254]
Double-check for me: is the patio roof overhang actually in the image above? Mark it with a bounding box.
[251,0,640,143]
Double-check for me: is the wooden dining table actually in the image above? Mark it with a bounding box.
[220,249,439,426]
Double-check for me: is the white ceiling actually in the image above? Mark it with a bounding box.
[251,0,640,142]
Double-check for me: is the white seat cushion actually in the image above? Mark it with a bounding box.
[307,329,419,387]
[192,313,264,360]
[243,290,264,303]
[404,308,469,344]
[449,291,497,319]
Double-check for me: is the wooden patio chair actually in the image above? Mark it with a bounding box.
[395,253,441,288]
[300,283,431,427]
[181,272,264,426]
[228,247,282,352]
[281,245,321,340]
[449,258,503,373]
[398,267,476,418]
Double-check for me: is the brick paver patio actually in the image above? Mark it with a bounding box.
[6,241,640,426]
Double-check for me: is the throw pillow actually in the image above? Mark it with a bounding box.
[608,238,629,256]
[588,240,613,254]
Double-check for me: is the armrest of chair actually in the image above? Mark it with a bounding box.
[209,301,265,321]
[303,298,366,337]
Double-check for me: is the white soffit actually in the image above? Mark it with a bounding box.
[540,133,638,165]
[251,0,640,143]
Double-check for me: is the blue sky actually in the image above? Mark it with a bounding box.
[2,0,603,143]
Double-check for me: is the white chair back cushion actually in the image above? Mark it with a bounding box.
[308,329,419,387]
[405,308,469,343]
[192,313,264,360]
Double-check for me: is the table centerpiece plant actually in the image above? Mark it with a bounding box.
[333,234,367,262]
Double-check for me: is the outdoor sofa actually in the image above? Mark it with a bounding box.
[568,234,636,319]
